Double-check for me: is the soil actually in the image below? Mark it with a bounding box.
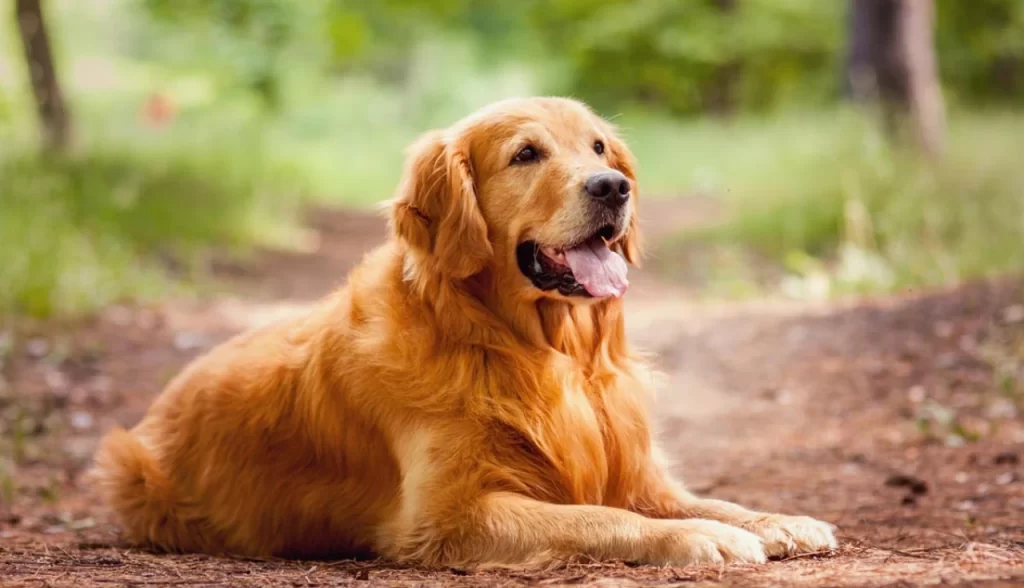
[2,200,1023,587]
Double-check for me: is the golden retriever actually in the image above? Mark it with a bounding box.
[92,97,837,567]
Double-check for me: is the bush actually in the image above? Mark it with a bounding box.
[0,134,305,317]
[666,109,1024,295]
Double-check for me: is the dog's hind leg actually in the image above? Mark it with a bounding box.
[91,427,220,554]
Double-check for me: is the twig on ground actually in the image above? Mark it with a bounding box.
[779,549,838,562]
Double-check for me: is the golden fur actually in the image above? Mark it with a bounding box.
[92,97,836,567]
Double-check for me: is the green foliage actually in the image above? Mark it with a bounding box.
[136,0,331,109]
[937,0,1024,105]
[532,0,844,114]
[133,0,1024,114]
[134,0,535,108]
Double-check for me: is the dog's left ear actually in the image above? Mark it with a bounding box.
[605,131,643,267]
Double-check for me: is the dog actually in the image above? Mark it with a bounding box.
[92,97,837,567]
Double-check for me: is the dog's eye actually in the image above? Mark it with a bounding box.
[593,140,605,155]
[511,146,540,165]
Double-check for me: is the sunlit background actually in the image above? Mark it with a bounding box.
[2,0,1023,316]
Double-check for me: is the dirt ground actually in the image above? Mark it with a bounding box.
[2,201,1023,587]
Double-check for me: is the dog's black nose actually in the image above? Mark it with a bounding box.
[584,171,631,208]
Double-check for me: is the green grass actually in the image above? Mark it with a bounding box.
[656,109,1024,296]
[615,109,858,198]
[0,126,307,317]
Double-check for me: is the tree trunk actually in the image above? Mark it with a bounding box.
[900,0,944,155]
[15,0,71,152]
[845,0,883,101]
[846,0,944,156]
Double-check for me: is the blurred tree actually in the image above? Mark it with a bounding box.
[847,0,945,155]
[902,0,945,155]
[530,0,843,116]
[15,0,71,152]
[129,0,1021,118]
[705,0,740,116]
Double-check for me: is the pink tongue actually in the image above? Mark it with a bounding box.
[563,239,629,298]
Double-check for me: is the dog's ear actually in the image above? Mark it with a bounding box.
[605,131,643,267]
[390,130,491,278]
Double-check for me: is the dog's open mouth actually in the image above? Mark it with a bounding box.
[516,224,629,298]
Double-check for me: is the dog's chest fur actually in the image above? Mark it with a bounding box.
[489,357,653,509]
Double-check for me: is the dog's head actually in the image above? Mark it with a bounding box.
[390,97,641,303]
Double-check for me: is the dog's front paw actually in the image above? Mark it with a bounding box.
[657,519,767,566]
[740,514,837,558]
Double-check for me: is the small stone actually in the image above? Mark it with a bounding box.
[1003,305,1024,324]
[43,369,68,391]
[25,338,50,358]
[908,386,926,403]
[70,412,94,431]
[173,332,208,352]
[954,472,968,484]
[68,517,96,530]
[945,434,966,448]
[884,430,906,444]
[995,472,1017,485]
[986,398,1018,420]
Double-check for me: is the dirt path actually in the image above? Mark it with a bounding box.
[2,202,1023,587]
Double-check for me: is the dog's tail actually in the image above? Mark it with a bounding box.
[92,427,202,552]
